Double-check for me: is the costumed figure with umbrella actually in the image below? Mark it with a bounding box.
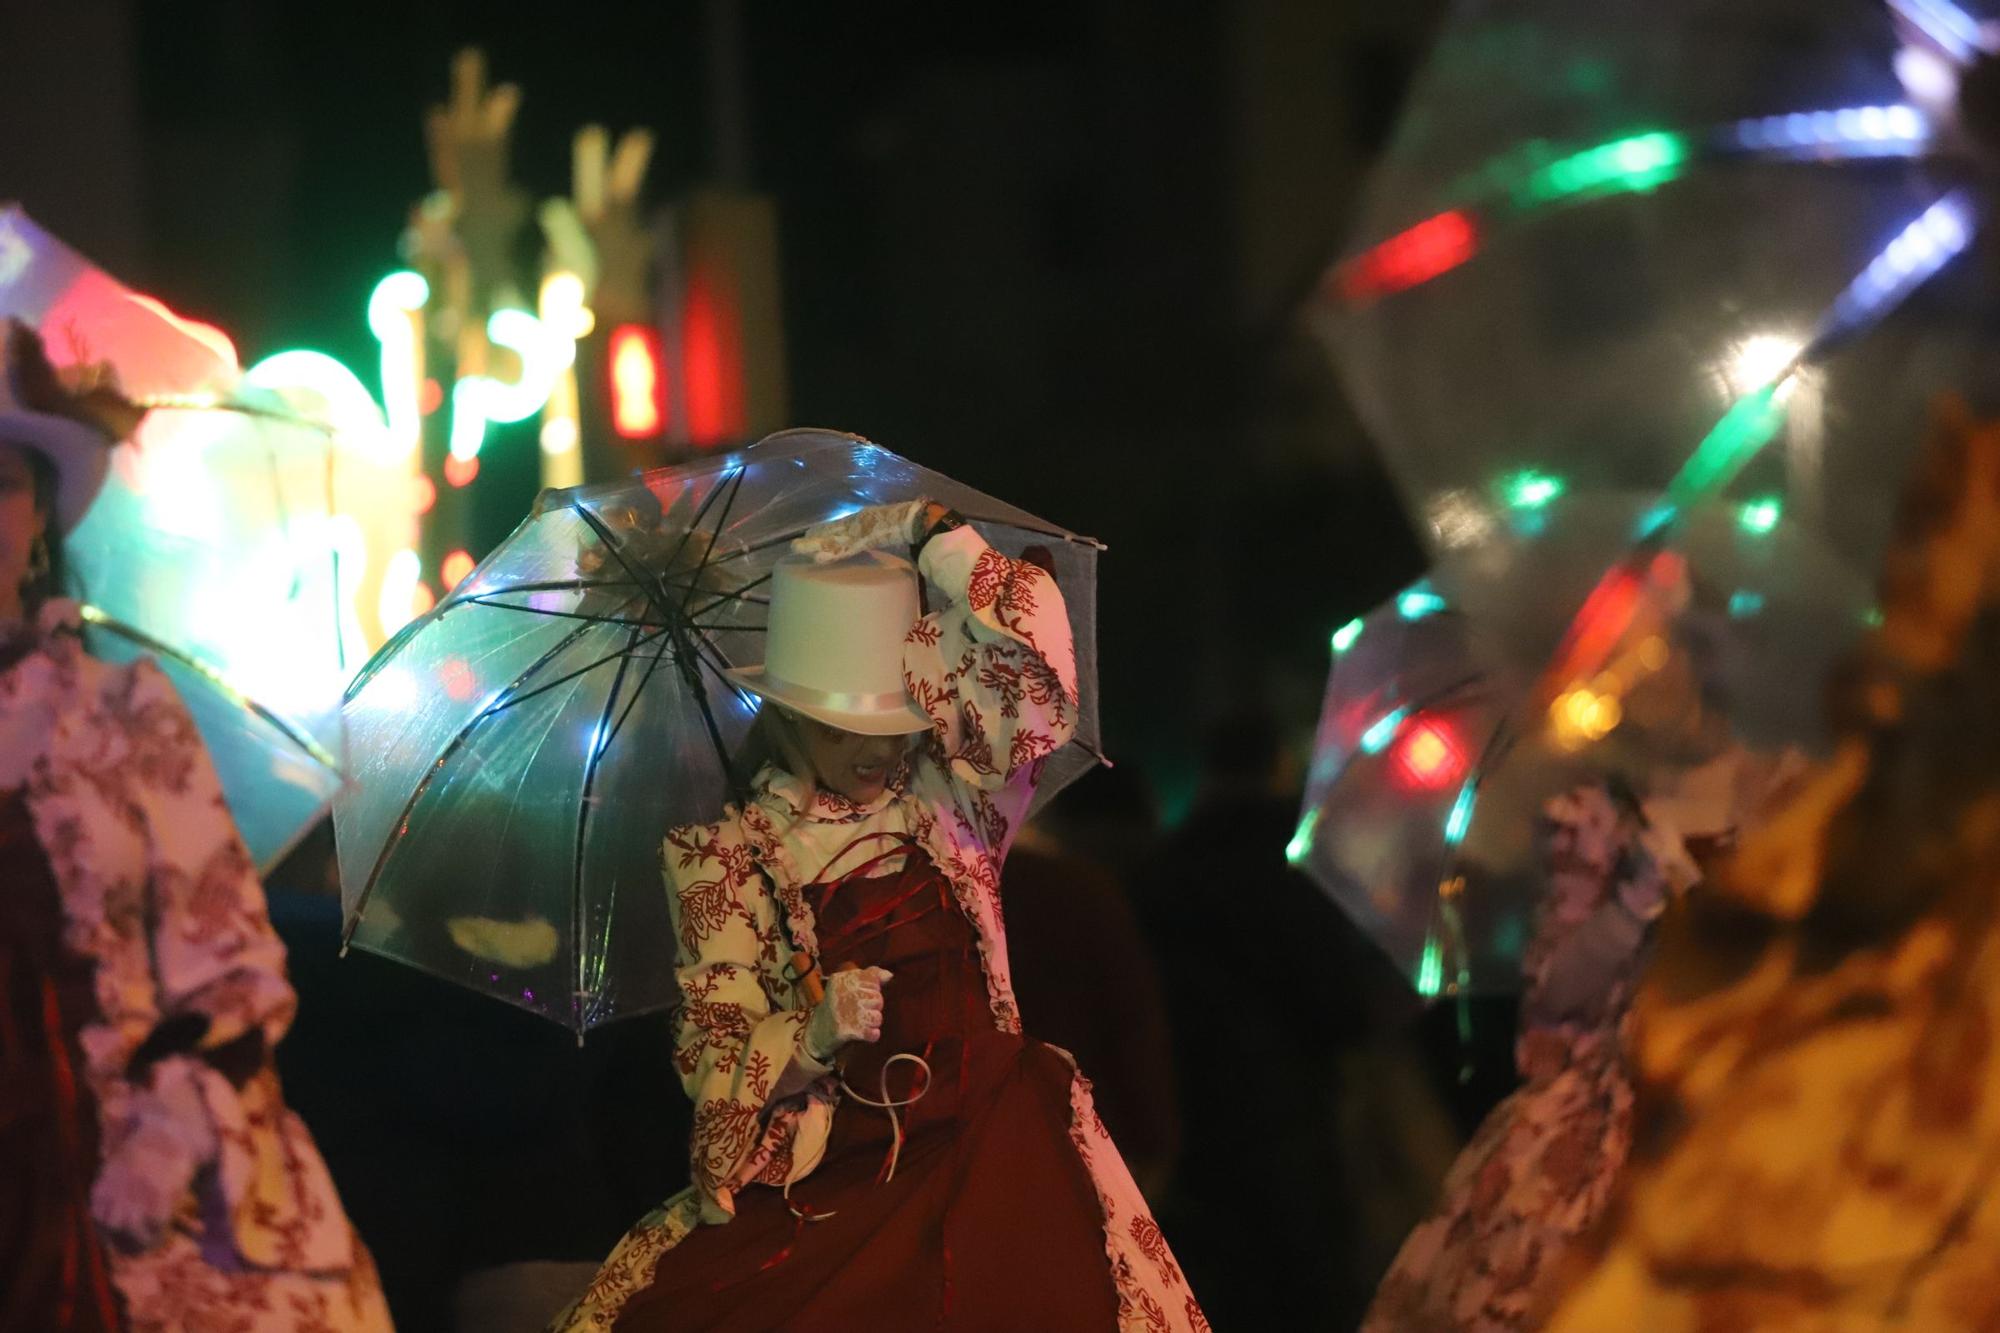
[0,322,391,1332]
[556,494,1199,1330]
[333,429,1197,1329]
[1359,565,1807,1332]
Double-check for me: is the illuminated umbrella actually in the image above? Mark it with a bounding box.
[1317,0,1999,575]
[0,205,349,868]
[334,428,1102,1033]
[1287,489,1869,995]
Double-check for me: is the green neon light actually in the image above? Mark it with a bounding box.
[1398,584,1447,620]
[1360,706,1410,755]
[1738,496,1782,535]
[1516,131,1688,207]
[1415,934,1444,998]
[1728,589,1766,618]
[1332,618,1364,654]
[1666,383,1789,510]
[1501,470,1564,510]
[1444,783,1477,846]
[1285,809,1319,866]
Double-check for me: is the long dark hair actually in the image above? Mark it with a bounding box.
[21,451,69,620]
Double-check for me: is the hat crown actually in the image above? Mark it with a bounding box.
[763,551,918,699]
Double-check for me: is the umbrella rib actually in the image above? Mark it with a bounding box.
[677,466,749,621]
[342,615,603,949]
[604,619,678,752]
[460,599,663,628]
[574,504,686,635]
[685,571,775,622]
[572,626,640,1034]
[78,607,342,774]
[659,463,746,579]
[487,624,674,716]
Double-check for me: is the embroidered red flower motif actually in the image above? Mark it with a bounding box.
[1129,1215,1183,1286]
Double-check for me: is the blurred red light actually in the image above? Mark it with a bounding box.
[1392,716,1467,791]
[608,323,665,438]
[441,549,476,589]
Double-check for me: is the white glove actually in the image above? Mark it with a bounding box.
[791,500,932,564]
[802,966,892,1062]
[91,1055,218,1251]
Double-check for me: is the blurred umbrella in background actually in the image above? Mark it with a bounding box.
[334,428,1103,1035]
[1316,0,2000,576]
[1289,489,1871,995]
[0,205,349,868]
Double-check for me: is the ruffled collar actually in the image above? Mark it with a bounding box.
[751,757,912,823]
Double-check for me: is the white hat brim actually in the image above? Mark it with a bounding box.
[0,408,111,533]
[725,665,934,737]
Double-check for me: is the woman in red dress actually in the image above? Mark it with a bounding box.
[559,499,1202,1331]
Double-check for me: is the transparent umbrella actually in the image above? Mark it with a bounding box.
[1289,489,1871,995]
[1,206,347,868]
[1316,0,2000,576]
[334,428,1103,1034]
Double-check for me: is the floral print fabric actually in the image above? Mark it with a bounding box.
[2,601,389,1332]
[1364,785,1658,1333]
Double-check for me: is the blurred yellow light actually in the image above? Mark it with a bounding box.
[1638,635,1669,671]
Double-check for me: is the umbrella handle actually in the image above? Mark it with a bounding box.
[792,955,858,1008]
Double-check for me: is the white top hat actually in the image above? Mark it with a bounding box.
[0,323,114,534]
[725,550,933,736]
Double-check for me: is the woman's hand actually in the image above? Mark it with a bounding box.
[802,965,893,1062]
[791,500,941,564]
[91,1055,217,1251]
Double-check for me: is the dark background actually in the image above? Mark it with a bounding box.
[2,0,1441,807]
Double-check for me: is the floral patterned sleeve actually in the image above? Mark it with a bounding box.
[662,818,824,1222]
[123,658,296,1056]
[903,525,1079,799]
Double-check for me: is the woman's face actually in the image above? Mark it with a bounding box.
[0,443,45,614]
[790,713,916,804]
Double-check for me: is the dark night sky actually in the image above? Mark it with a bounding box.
[20,0,1437,804]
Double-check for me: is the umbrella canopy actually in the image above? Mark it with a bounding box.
[0,205,346,869]
[1316,0,1997,576]
[335,428,1102,1033]
[1290,490,1870,994]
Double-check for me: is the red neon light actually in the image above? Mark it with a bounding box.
[1541,560,1651,703]
[410,582,437,618]
[609,323,665,438]
[419,377,445,416]
[1334,210,1480,305]
[411,474,437,515]
[1392,715,1467,792]
[681,268,744,447]
[441,549,476,589]
[443,453,479,488]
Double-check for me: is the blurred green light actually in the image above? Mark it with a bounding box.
[1502,470,1564,510]
[1416,934,1444,998]
[1728,589,1766,618]
[1517,130,1687,207]
[1332,618,1364,654]
[1398,585,1447,620]
[1444,783,1477,846]
[1285,810,1318,865]
[1360,706,1410,755]
[1667,383,1789,510]
[1738,497,1782,535]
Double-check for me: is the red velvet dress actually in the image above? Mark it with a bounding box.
[0,789,122,1332]
[614,845,1119,1330]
